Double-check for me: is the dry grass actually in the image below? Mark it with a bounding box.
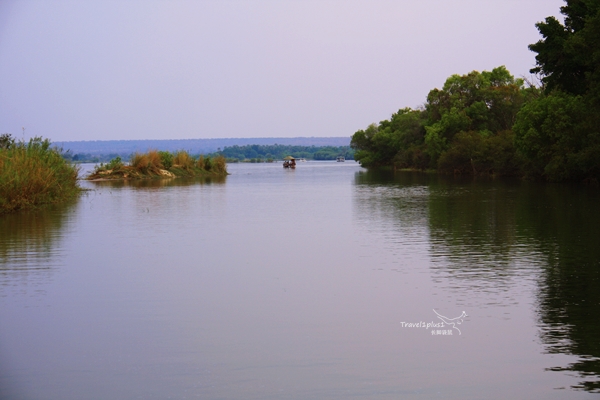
[196,155,205,170]
[211,155,227,174]
[147,150,163,170]
[173,150,194,169]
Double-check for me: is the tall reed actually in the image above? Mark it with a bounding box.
[196,155,205,170]
[130,150,163,174]
[173,150,194,170]
[211,155,227,174]
[0,136,81,214]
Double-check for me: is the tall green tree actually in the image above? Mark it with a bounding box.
[529,0,600,96]
[515,0,600,181]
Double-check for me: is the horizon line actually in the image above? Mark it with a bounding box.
[52,136,350,143]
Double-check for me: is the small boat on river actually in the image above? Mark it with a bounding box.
[283,156,296,169]
[336,156,345,162]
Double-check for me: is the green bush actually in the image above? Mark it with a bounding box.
[159,151,173,169]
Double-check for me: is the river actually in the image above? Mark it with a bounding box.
[1,161,599,399]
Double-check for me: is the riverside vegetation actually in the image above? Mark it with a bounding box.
[0,134,81,214]
[351,0,600,183]
[87,150,227,180]
[63,144,354,164]
[218,144,354,162]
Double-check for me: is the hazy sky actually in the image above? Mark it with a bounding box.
[0,0,564,141]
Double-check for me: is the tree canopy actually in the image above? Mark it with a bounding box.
[351,67,532,176]
[351,0,600,183]
[529,0,600,97]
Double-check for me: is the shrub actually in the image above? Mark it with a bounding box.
[0,136,81,213]
[159,151,173,169]
[106,156,124,171]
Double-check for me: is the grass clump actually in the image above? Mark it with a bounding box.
[211,155,227,174]
[87,150,228,181]
[0,135,81,214]
[173,150,194,170]
[130,150,163,174]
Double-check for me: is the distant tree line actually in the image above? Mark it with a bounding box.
[216,144,354,162]
[61,145,354,163]
[53,137,350,156]
[62,152,126,163]
[351,0,600,183]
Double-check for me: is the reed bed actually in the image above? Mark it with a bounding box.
[88,150,228,180]
[0,136,81,214]
[131,150,163,174]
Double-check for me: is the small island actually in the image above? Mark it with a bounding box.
[87,150,228,181]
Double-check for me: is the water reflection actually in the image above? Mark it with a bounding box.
[517,184,600,393]
[0,201,76,295]
[88,175,226,189]
[427,178,531,299]
[354,170,430,231]
[354,170,600,393]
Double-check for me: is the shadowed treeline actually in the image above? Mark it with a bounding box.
[516,184,600,392]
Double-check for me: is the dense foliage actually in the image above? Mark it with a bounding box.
[514,0,600,182]
[351,0,600,183]
[352,67,532,176]
[0,135,81,213]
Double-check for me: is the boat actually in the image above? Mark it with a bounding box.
[336,156,345,162]
[283,156,296,169]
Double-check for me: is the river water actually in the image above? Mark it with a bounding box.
[1,161,599,399]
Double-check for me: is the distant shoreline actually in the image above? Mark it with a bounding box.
[53,137,351,156]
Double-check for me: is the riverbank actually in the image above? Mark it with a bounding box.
[86,150,227,181]
[0,135,81,214]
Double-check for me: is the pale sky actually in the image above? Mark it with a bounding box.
[0,0,564,141]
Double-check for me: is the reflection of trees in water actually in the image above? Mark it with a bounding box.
[354,170,430,233]
[517,184,600,393]
[0,201,76,293]
[355,170,600,392]
[89,175,226,189]
[427,179,532,297]
[429,179,600,391]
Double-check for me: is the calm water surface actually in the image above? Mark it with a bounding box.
[1,161,599,399]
